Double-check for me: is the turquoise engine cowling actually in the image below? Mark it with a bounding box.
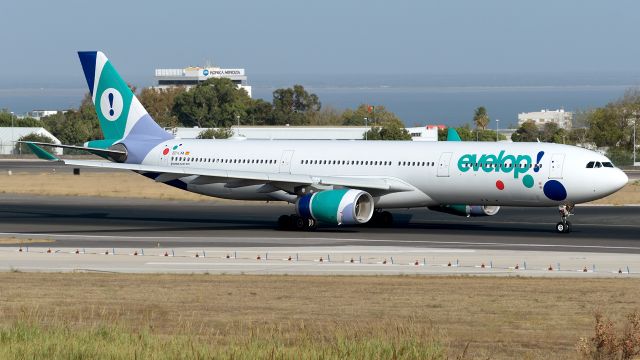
[296,189,375,225]
[428,205,500,217]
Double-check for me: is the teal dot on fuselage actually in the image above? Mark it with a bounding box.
[172,145,178,150]
[522,174,534,188]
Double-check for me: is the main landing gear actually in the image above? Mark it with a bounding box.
[277,214,318,231]
[555,204,575,233]
[369,210,394,227]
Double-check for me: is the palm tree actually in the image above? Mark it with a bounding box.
[473,106,490,130]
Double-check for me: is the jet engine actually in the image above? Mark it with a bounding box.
[428,205,500,217]
[296,189,374,225]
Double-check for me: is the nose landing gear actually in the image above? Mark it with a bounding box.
[556,204,574,233]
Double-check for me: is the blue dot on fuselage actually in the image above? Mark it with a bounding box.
[543,180,567,201]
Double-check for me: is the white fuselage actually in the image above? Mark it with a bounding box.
[143,139,628,208]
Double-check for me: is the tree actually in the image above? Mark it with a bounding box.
[342,104,401,126]
[271,85,321,125]
[244,99,273,126]
[586,106,626,148]
[41,93,102,146]
[0,112,40,127]
[15,132,55,154]
[511,120,540,142]
[139,87,186,128]
[363,116,411,140]
[306,106,343,126]
[540,122,567,144]
[197,128,234,139]
[473,106,490,130]
[172,78,251,128]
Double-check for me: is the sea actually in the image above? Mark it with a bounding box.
[2,72,639,128]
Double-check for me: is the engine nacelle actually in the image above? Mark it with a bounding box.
[428,205,500,217]
[296,189,375,225]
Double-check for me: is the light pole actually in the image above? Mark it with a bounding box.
[364,117,368,140]
[11,113,14,155]
[633,111,638,166]
[496,119,500,142]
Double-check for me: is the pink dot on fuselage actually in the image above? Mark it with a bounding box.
[163,148,169,155]
[496,180,504,190]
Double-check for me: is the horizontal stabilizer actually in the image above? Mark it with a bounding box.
[18,141,126,162]
[23,142,59,161]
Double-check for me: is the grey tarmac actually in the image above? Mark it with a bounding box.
[1,194,639,253]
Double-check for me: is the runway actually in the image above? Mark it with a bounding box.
[1,194,639,253]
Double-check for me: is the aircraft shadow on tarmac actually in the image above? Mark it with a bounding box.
[0,208,632,240]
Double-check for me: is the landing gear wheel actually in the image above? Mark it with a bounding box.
[292,215,306,230]
[277,215,291,230]
[370,210,394,227]
[380,211,393,227]
[556,204,575,234]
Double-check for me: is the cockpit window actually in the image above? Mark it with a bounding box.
[586,161,595,168]
[602,162,614,168]
[594,162,602,168]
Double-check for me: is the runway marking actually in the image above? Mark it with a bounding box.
[2,232,640,252]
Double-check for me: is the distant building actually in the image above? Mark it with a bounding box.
[25,110,59,120]
[405,125,440,141]
[518,109,572,130]
[155,66,251,97]
[0,127,62,155]
[169,125,439,141]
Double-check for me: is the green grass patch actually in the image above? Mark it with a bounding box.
[0,320,446,360]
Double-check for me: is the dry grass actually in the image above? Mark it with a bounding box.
[1,273,640,359]
[0,172,218,202]
[589,180,640,205]
[0,237,54,244]
[1,171,639,205]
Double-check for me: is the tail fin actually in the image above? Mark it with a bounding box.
[77,51,171,150]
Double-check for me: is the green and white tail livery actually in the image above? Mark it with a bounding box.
[78,51,171,163]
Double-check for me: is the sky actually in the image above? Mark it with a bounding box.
[1,0,640,87]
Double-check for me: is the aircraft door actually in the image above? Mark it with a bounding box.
[437,152,453,177]
[279,150,295,173]
[549,153,565,179]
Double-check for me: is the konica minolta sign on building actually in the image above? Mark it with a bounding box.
[154,66,251,97]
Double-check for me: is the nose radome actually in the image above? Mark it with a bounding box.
[614,170,629,190]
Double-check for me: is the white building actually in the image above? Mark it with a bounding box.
[517,109,573,130]
[26,110,59,120]
[155,66,252,97]
[405,125,439,142]
[0,127,62,155]
[169,126,439,141]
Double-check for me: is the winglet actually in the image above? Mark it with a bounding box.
[23,142,59,161]
[447,128,462,141]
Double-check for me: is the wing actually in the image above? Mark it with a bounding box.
[25,142,414,194]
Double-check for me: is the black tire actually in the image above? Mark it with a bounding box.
[277,215,291,230]
[556,222,566,233]
[380,211,393,227]
[564,221,572,233]
[293,215,306,230]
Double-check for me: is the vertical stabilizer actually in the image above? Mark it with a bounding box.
[77,51,171,162]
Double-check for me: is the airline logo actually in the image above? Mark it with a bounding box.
[457,150,566,201]
[457,150,544,188]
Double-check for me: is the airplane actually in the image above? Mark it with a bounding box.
[23,51,629,234]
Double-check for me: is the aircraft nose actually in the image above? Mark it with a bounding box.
[613,169,629,191]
